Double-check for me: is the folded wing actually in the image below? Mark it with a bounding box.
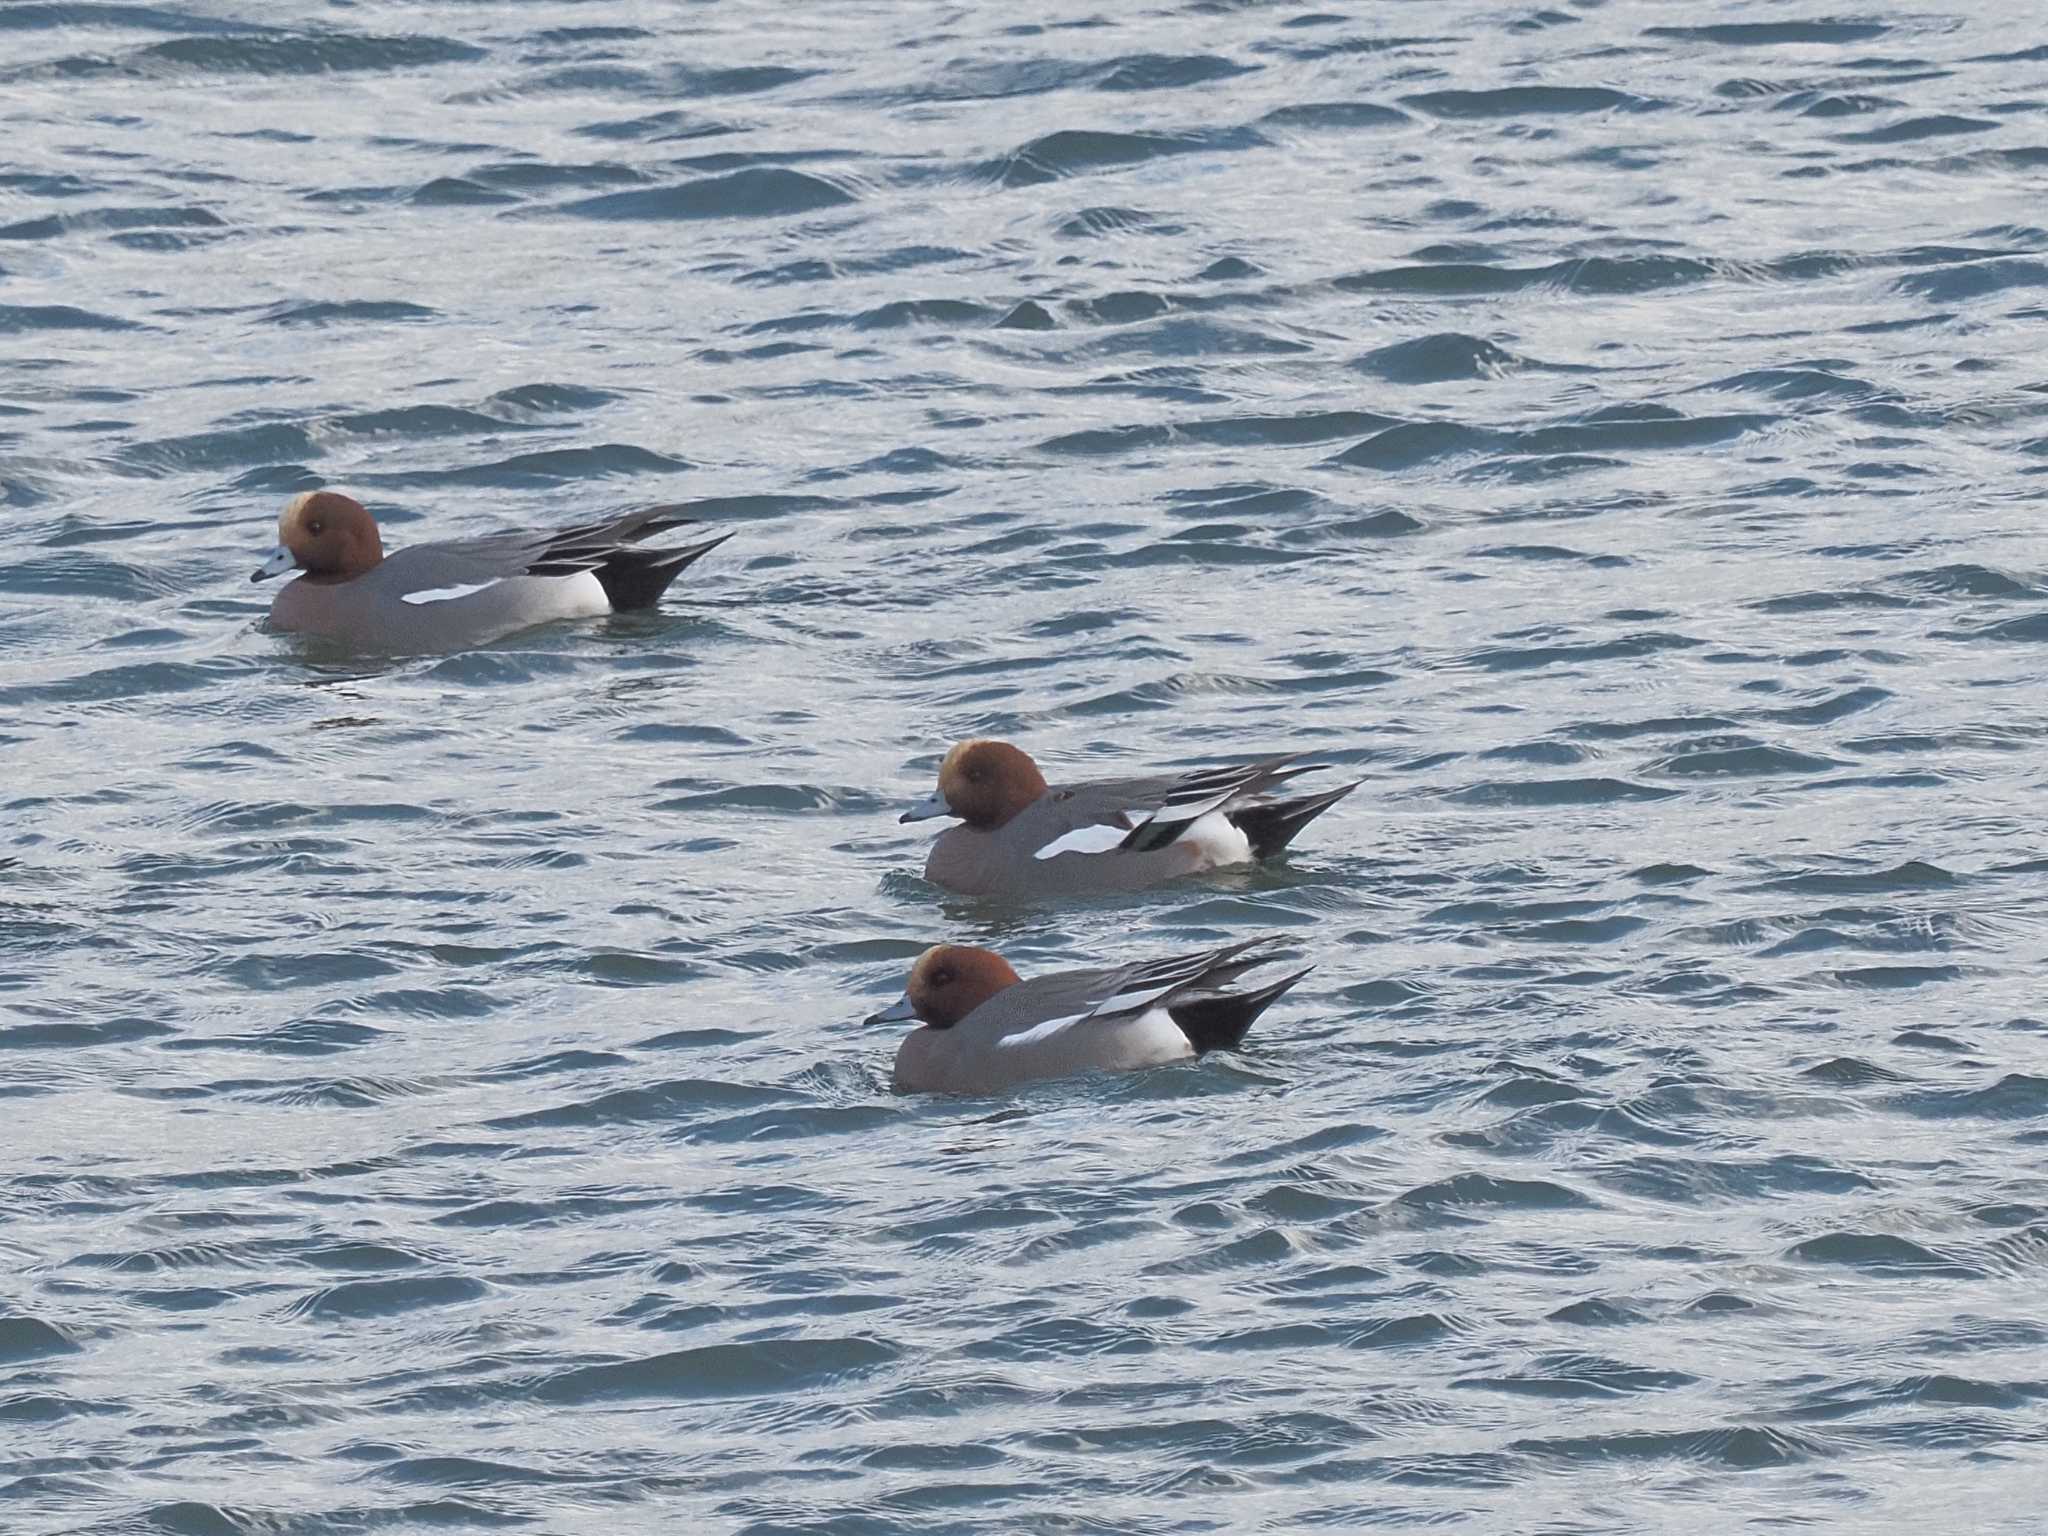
[995,936,1307,1052]
[1032,754,1336,860]
[402,506,732,611]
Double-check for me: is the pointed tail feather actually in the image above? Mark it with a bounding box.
[1118,754,1324,855]
[585,530,734,611]
[1168,965,1314,1054]
[1083,936,1283,1021]
[1230,779,1360,861]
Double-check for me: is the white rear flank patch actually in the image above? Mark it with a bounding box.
[1176,808,1254,865]
[402,581,496,606]
[1119,784,1253,849]
[1124,1005,1197,1061]
[996,1006,1193,1064]
[1033,821,1135,860]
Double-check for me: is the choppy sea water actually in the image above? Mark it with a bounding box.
[4,0,2048,1529]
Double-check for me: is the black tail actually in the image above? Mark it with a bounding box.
[1230,780,1360,861]
[1168,965,1313,1054]
[589,531,734,611]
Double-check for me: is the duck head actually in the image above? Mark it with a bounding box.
[865,944,1021,1029]
[898,739,1048,830]
[253,490,384,584]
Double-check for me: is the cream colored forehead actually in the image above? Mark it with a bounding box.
[914,944,972,978]
[283,491,316,518]
[943,740,1008,775]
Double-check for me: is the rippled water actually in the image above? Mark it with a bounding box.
[5,1,2048,1529]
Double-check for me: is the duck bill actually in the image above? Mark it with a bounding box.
[252,543,298,583]
[865,993,918,1025]
[898,792,951,824]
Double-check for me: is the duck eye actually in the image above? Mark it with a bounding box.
[932,967,954,986]
[308,520,324,535]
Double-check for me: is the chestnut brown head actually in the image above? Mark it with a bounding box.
[898,739,1048,831]
[865,944,1021,1030]
[253,491,384,584]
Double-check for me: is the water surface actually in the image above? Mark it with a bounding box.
[3,1,2047,1530]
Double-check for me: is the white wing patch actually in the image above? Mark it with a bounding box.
[995,1013,1089,1049]
[1086,983,1182,1018]
[1033,821,1136,860]
[1142,790,1236,829]
[402,581,496,606]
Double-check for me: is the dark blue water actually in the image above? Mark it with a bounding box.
[4,1,2047,1530]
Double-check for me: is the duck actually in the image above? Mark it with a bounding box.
[867,936,1311,1094]
[250,489,731,652]
[899,739,1358,896]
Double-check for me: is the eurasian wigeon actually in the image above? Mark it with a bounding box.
[251,490,731,652]
[867,936,1312,1094]
[899,739,1359,896]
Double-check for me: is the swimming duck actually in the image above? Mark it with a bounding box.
[868,936,1312,1093]
[899,739,1358,896]
[251,489,731,651]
